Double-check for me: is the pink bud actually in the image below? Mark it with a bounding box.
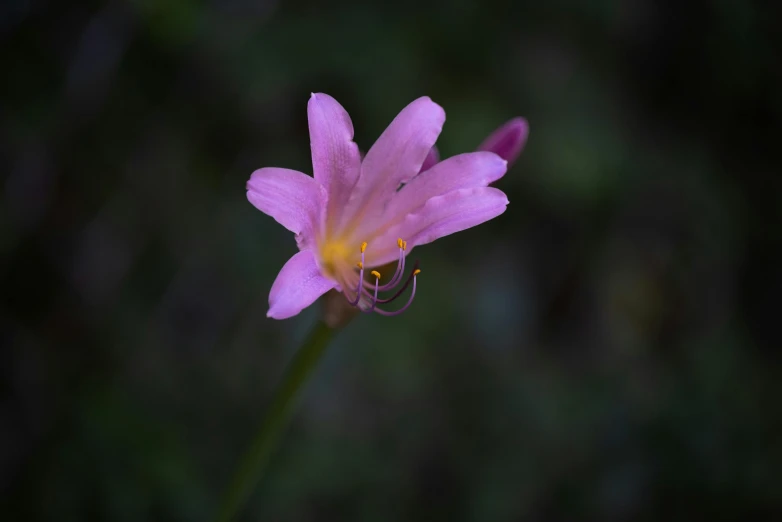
[477,117,529,167]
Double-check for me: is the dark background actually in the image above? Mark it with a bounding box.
[2,0,781,520]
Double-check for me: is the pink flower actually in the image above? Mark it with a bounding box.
[247,94,528,319]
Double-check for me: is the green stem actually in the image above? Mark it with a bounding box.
[216,320,335,522]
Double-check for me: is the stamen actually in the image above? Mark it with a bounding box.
[374,269,419,316]
[378,239,406,290]
[375,261,419,304]
[342,239,421,316]
[346,242,367,306]
[362,270,381,313]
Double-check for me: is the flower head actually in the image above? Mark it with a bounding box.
[247,94,528,319]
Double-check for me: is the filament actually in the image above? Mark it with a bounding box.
[341,238,420,316]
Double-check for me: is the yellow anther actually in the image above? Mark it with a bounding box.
[356,261,363,270]
[402,240,407,251]
[397,238,403,249]
[371,270,381,279]
[360,241,367,253]
[413,269,421,276]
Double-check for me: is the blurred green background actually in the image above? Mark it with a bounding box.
[2,0,781,520]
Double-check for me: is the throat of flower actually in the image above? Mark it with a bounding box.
[318,239,352,279]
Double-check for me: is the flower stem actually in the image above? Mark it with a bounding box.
[216,320,335,522]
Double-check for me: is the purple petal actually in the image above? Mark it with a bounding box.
[366,187,509,266]
[477,117,529,167]
[308,93,361,229]
[342,97,445,236]
[383,152,507,229]
[247,167,326,250]
[267,250,337,319]
[418,145,440,174]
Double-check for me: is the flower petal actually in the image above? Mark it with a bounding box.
[267,250,337,319]
[342,96,445,237]
[380,152,507,234]
[418,145,440,174]
[246,167,326,250]
[365,187,509,266]
[477,117,529,167]
[308,93,361,230]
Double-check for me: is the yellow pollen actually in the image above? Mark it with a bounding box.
[397,238,403,249]
[371,270,381,279]
[413,269,421,276]
[402,240,407,251]
[360,241,367,253]
[319,240,352,278]
[356,261,363,269]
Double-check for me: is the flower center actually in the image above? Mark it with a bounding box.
[318,237,421,316]
[318,238,353,279]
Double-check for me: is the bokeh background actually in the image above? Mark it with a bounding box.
[2,0,781,520]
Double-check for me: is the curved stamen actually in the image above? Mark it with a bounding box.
[377,238,406,291]
[342,240,420,316]
[346,242,367,306]
[374,270,419,316]
[361,271,382,313]
[374,260,419,304]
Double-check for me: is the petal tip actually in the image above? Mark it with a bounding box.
[266,310,290,320]
[510,117,530,143]
[245,173,259,192]
[505,117,528,138]
[413,95,445,116]
[308,92,334,106]
[266,302,291,320]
